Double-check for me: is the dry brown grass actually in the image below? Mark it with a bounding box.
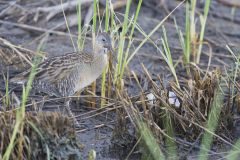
[121,64,235,144]
[0,37,47,71]
[0,111,81,160]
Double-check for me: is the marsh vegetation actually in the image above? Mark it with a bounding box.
[0,0,240,159]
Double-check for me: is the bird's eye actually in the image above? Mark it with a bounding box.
[102,38,106,42]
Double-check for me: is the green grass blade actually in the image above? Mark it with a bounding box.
[164,112,177,160]
[126,1,185,65]
[101,0,111,107]
[161,26,180,87]
[93,0,97,33]
[77,0,83,50]
[138,121,165,160]
[119,0,142,80]
[196,0,211,63]
[185,1,190,65]
[226,139,240,160]
[115,0,132,87]
[2,36,47,160]
[198,89,223,160]
[105,0,109,31]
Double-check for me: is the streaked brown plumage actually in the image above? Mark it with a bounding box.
[10,32,113,98]
[0,37,47,71]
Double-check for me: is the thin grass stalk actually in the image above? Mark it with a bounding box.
[174,17,191,73]
[163,112,177,160]
[3,71,10,107]
[106,43,114,105]
[185,1,191,65]
[190,0,197,62]
[100,0,110,107]
[115,0,132,89]
[18,122,24,160]
[107,55,113,99]
[77,0,83,50]
[27,121,51,159]
[25,136,31,159]
[226,45,240,117]
[90,77,97,108]
[2,58,38,160]
[174,18,185,57]
[101,69,107,107]
[198,89,223,160]
[190,0,196,40]
[119,0,142,80]
[226,138,240,160]
[2,36,47,160]
[116,0,132,68]
[91,0,98,108]
[231,60,239,108]
[161,26,180,87]
[196,0,211,63]
[105,0,109,30]
[61,0,76,52]
[2,96,23,160]
[107,3,117,100]
[126,1,185,65]
[76,0,84,105]
[110,3,115,30]
[137,121,165,160]
[93,0,97,33]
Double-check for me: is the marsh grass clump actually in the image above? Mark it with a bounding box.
[141,65,232,141]
[125,64,235,142]
[120,64,239,158]
[0,111,81,160]
[169,67,227,139]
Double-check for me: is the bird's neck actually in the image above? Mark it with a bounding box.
[94,43,107,52]
[89,52,108,77]
[93,50,108,65]
[93,46,108,58]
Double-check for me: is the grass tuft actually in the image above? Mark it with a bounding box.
[2,36,48,160]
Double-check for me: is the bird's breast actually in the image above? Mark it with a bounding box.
[75,54,108,92]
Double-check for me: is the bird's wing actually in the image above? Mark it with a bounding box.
[11,52,94,84]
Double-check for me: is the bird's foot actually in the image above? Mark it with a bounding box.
[64,99,81,128]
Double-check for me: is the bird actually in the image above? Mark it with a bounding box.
[0,37,47,71]
[10,32,113,125]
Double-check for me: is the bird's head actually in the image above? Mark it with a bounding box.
[95,32,114,55]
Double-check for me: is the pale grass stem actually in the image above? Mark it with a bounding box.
[101,0,110,107]
[3,71,10,107]
[90,0,98,108]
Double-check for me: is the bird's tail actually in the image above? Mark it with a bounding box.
[10,71,29,84]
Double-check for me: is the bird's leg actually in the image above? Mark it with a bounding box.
[64,97,80,128]
[39,95,48,111]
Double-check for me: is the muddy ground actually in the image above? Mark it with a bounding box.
[0,0,240,159]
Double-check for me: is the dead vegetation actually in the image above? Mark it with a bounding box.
[0,0,240,159]
[0,111,81,160]
[0,0,127,31]
[0,37,47,71]
[119,64,238,149]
